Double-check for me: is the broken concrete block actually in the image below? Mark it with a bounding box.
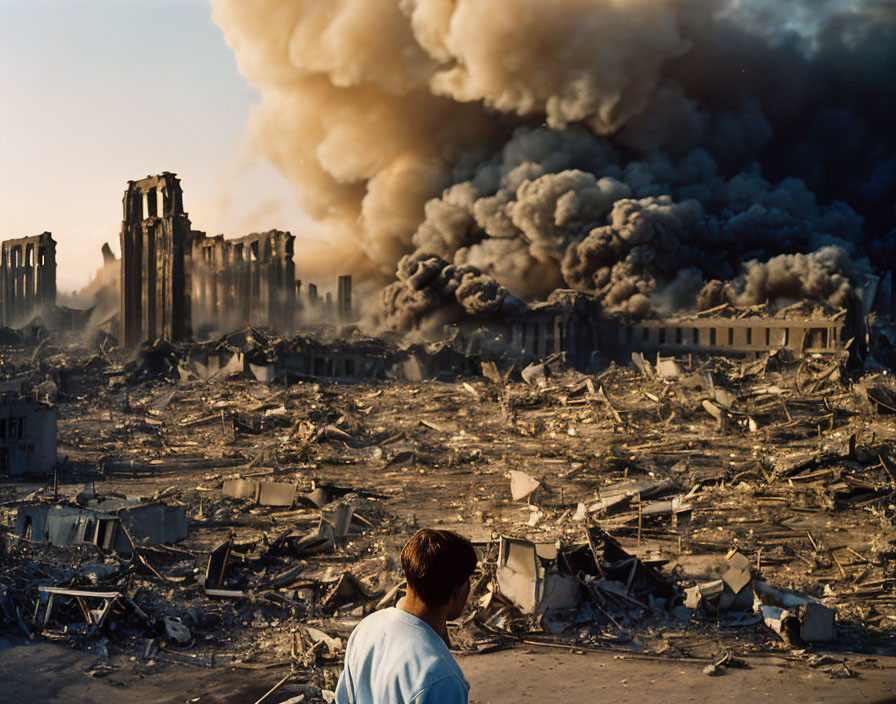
[508,470,541,502]
[295,519,336,555]
[256,482,296,507]
[799,602,836,642]
[722,552,752,595]
[304,487,329,509]
[684,585,702,610]
[694,579,725,612]
[760,604,790,638]
[495,537,542,614]
[655,358,682,379]
[713,388,737,409]
[322,499,356,538]
[164,616,191,644]
[753,581,811,609]
[521,363,547,387]
[222,478,258,500]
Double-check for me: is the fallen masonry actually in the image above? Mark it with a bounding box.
[1,327,895,695]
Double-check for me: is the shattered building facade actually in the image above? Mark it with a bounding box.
[0,232,56,326]
[0,395,56,476]
[120,173,298,347]
[15,500,187,553]
[119,173,191,348]
[190,230,296,335]
[600,315,847,360]
[469,289,849,375]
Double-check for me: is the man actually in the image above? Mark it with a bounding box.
[335,528,477,704]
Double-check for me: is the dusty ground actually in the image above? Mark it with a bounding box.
[2,338,896,696]
[1,640,895,704]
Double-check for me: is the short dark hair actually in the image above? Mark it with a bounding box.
[401,529,478,608]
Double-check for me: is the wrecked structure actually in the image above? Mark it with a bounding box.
[600,313,848,361]
[119,173,191,348]
[0,395,56,476]
[190,230,296,335]
[469,291,850,376]
[119,173,300,347]
[15,499,187,554]
[2,336,896,688]
[0,232,56,326]
[0,287,895,700]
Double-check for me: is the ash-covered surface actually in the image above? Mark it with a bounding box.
[1,331,896,691]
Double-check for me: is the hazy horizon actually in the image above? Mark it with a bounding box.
[0,0,309,294]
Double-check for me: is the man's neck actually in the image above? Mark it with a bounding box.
[398,591,449,640]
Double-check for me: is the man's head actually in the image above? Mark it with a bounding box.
[401,529,477,619]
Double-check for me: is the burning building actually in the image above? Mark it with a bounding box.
[209,0,895,345]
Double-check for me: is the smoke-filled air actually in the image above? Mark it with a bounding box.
[208,0,896,330]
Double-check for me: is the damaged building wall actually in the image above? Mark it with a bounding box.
[189,230,296,334]
[15,500,187,553]
[120,173,192,348]
[0,232,56,326]
[0,396,56,476]
[508,307,601,371]
[120,173,300,346]
[598,317,846,360]
[467,290,847,371]
[183,334,397,383]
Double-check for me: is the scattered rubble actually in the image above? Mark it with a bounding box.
[1,327,896,692]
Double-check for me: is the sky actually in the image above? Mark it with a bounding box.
[0,0,308,293]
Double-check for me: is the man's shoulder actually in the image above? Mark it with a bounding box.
[411,673,469,703]
[351,607,400,636]
[350,608,459,672]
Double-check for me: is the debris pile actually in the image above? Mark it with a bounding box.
[1,327,896,689]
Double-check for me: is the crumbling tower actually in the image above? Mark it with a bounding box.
[119,173,191,347]
[337,275,352,322]
[0,232,56,325]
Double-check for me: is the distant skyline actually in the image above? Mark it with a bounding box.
[0,0,308,293]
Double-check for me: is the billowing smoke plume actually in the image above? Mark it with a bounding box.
[210,0,896,329]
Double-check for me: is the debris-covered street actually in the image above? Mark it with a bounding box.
[4,2,896,701]
[2,327,896,702]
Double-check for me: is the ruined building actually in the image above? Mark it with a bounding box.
[120,173,297,347]
[0,395,57,476]
[0,232,56,326]
[120,173,191,348]
[597,316,847,360]
[190,230,295,334]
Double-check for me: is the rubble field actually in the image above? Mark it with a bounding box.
[2,331,896,699]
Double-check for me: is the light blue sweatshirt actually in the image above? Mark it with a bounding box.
[335,607,469,704]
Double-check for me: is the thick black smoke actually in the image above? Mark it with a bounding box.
[210,1,896,329]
